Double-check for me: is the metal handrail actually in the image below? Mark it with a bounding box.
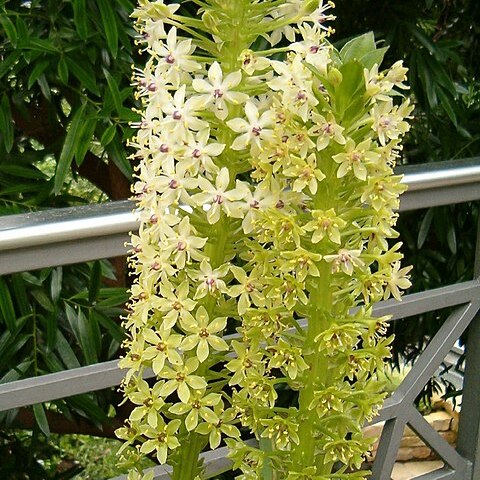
[0,157,479,254]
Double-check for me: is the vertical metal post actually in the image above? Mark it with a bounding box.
[456,215,480,479]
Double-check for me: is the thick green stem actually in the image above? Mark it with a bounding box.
[291,262,333,474]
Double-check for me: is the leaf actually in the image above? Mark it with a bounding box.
[447,225,457,255]
[73,0,89,40]
[92,309,125,343]
[31,289,56,312]
[103,68,122,114]
[20,38,59,53]
[54,102,87,194]
[28,60,50,89]
[88,309,102,358]
[55,330,81,369]
[65,57,100,95]
[10,274,31,317]
[98,1,119,58]
[15,16,28,41]
[0,50,21,79]
[0,94,14,153]
[417,208,434,249]
[68,394,108,425]
[0,14,17,47]
[335,61,366,122]
[65,303,98,363]
[100,124,117,147]
[43,312,58,352]
[340,32,376,63]
[0,277,16,331]
[57,57,69,84]
[88,261,102,303]
[0,360,32,384]
[37,73,51,101]
[437,87,458,127]
[359,46,389,70]
[75,114,97,166]
[105,134,133,179]
[65,303,82,345]
[1,164,46,179]
[50,267,63,304]
[33,403,50,438]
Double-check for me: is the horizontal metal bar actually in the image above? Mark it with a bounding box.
[0,159,479,275]
[375,280,480,321]
[0,200,136,251]
[0,281,478,412]
[399,158,480,192]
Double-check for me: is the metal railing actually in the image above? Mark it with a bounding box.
[1,157,480,479]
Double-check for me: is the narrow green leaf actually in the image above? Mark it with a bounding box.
[10,274,31,317]
[65,303,97,364]
[0,94,14,153]
[55,330,81,369]
[447,225,457,255]
[15,16,28,41]
[57,57,69,84]
[88,309,102,358]
[31,289,55,313]
[75,114,97,166]
[100,124,117,147]
[37,73,51,101]
[28,60,50,89]
[0,316,29,359]
[0,360,32,384]
[437,88,458,127]
[50,267,63,304]
[65,57,100,95]
[78,308,98,364]
[88,261,102,303]
[98,1,118,58]
[54,103,87,194]
[0,15,17,47]
[0,50,21,79]
[33,403,50,438]
[105,134,133,179]
[96,289,129,308]
[73,0,89,40]
[92,309,125,343]
[103,68,122,114]
[0,277,16,331]
[68,394,108,425]
[21,38,59,53]
[1,164,46,179]
[65,303,82,344]
[417,208,434,249]
[43,312,58,352]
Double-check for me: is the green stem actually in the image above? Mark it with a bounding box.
[291,261,333,475]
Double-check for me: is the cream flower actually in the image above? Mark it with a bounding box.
[159,357,207,403]
[180,306,228,362]
[192,62,249,120]
[142,325,183,374]
[227,102,275,152]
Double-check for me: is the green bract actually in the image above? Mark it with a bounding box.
[119,1,413,479]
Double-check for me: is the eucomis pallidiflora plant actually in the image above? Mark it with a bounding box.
[117,1,413,479]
